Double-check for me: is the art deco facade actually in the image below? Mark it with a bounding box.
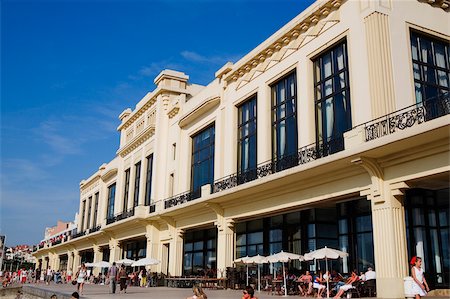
[34,0,450,297]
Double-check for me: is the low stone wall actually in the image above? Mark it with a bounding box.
[22,286,71,299]
[0,286,22,299]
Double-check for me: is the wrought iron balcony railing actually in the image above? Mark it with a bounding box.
[162,138,344,208]
[89,225,102,233]
[212,137,344,193]
[364,93,450,142]
[72,231,86,239]
[164,188,201,209]
[106,208,135,225]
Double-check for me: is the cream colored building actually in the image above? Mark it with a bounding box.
[34,0,449,296]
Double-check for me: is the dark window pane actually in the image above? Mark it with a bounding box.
[314,41,351,148]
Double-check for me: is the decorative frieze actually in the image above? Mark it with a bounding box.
[224,0,341,89]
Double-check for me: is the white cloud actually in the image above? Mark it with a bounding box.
[180,50,241,65]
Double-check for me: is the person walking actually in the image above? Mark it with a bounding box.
[75,263,87,295]
[118,265,128,294]
[108,262,119,294]
[411,256,430,298]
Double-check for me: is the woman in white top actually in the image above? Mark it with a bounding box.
[76,263,87,295]
[411,257,430,299]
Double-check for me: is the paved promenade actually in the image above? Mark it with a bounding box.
[23,283,283,299]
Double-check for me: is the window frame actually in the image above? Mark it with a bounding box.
[313,39,351,153]
[237,94,257,178]
[133,162,141,208]
[270,71,298,162]
[144,154,154,206]
[190,123,215,195]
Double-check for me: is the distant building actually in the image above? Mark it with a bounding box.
[0,236,5,271]
[33,0,449,297]
[5,245,34,264]
[45,220,74,240]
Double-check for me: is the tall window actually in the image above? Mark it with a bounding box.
[183,228,217,276]
[191,124,215,198]
[92,192,99,228]
[238,95,257,182]
[123,240,147,260]
[86,196,92,230]
[411,31,450,103]
[169,173,174,197]
[314,41,351,154]
[80,200,86,232]
[107,183,116,220]
[123,169,130,212]
[271,71,298,170]
[144,154,154,206]
[133,162,141,207]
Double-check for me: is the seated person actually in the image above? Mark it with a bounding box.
[333,271,358,299]
[298,271,313,295]
[365,267,376,281]
[313,271,326,298]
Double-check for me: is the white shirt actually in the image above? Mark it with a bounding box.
[365,270,376,280]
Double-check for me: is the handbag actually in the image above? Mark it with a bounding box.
[71,280,77,285]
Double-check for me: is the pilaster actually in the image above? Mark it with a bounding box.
[128,165,136,210]
[364,11,396,117]
[109,239,121,263]
[169,228,184,276]
[216,218,235,278]
[146,224,160,272]
[93,245,102,275]
[67,251,74,272]
[353,156,409,298]
[73,250,80,270]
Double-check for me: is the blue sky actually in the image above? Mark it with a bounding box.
[1,0,314,247]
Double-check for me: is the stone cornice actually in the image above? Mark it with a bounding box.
[117,86,191,131]
[80,175,100,193]
[223,0,342,88]
[101,168,118,182]
[178,95,220,128]
[417,0,450,11]
[117,122,156,157]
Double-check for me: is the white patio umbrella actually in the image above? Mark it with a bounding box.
[131,257,160,267]
[267,250,304,297]
[115,258,135,266]
[304,246,349,299]
[84,262,95,267]
[92,261,111,268]
[246,255,268,292]
[234,256,251,286]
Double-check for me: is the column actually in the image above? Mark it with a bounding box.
[370,182,409,298]
[93,245,102,276]
[169,228,183,277]
[67,251,74,272]
[145,224,160,272]
[109,239,121,263]
[53,253,61,271]
[42,257,49,270]
[216,218,234,278]
[354,157,409,298]
[73,250,80,271]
